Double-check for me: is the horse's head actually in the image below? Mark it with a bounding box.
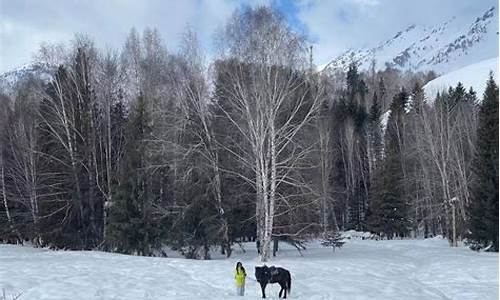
[255,265,271,282]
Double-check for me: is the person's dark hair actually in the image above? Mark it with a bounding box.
[236,262,243,270]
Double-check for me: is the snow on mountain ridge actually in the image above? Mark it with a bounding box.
[425,7,497,70]
[423,57,499,102]
[0,63,53,96]
[323,6,498,74]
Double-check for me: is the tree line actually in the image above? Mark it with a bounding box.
[0,7,497,260]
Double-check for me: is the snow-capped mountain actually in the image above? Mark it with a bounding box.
[322,7,499,74]
[0,63,53,95]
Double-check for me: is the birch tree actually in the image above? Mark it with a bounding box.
[418,84,478,245]
[37,38,106,248]
[177,29,232,255]
[7,79,43,243]
[215,7,323,260]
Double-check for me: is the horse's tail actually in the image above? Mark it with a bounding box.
[287,271,292,294]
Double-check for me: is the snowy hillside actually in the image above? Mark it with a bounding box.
[322,7,499,74]
[424,57,499,101]
[1,238,498,300]
[0,63,52,95]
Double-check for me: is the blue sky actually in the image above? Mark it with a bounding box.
[271,0,311,36]
[0,0,497,72]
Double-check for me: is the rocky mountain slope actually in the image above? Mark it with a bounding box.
[322,7,499,74]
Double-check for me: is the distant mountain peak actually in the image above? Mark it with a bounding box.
[0,63,53,96]
[322,6,498,74]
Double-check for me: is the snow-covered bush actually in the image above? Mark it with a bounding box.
[342,230,378,240]
[320,231,345,252]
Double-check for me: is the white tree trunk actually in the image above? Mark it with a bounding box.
[0,152,12,225]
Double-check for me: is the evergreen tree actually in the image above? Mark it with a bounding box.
[378,76,387,110]
[333,63,370,231]
[346,63,361,99]
[406,82,426,233]
[367,90,410,238]
[320,231,345,252]
[346,62,368,106]
[168,175,220,259]
[368,92,383,169]
[409,82,426,113]
[468,75,499,251]
[465,87,477,104]
[107,95,164,255]
[450,82,466,107]
[37,47,105,249]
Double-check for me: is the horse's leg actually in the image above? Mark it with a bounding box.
[279,283,284,298]
[260,282,266,299]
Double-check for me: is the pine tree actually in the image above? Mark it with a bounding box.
[347,63,361,99]
[405,82,427,235]
[341,64,370,230]
[409,82,426,114]
[107,94,163,255]
[328,63,372,231]
[346,62,368,104]
[367,90,410,238]
[378,77,387,110]
[320,231,345,252]
[168,176,220,259]
[368,92,383,169]
[468,75,499,251]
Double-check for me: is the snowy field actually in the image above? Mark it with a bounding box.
[0,237,498,300]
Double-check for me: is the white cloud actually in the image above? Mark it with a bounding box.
[0,17,73,70]
[0,0,496,72]
[0,0,268,72]
[349,0,380,7]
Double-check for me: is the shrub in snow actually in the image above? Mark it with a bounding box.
[320,231,345,252]
[1,289,23,300]
[465,239,495,252]
[342,230,378,240]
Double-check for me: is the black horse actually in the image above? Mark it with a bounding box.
[255,265,291,298]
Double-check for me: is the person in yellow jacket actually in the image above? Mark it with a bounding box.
[235,262,247,296]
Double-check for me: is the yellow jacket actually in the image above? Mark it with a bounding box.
[235,266,246,286]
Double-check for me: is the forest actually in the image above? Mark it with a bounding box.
[0,6,498,261]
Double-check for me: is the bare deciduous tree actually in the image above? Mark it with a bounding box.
[215,7,323,261]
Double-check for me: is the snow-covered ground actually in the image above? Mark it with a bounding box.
[0,237,497,300]
[424,57,499,102]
